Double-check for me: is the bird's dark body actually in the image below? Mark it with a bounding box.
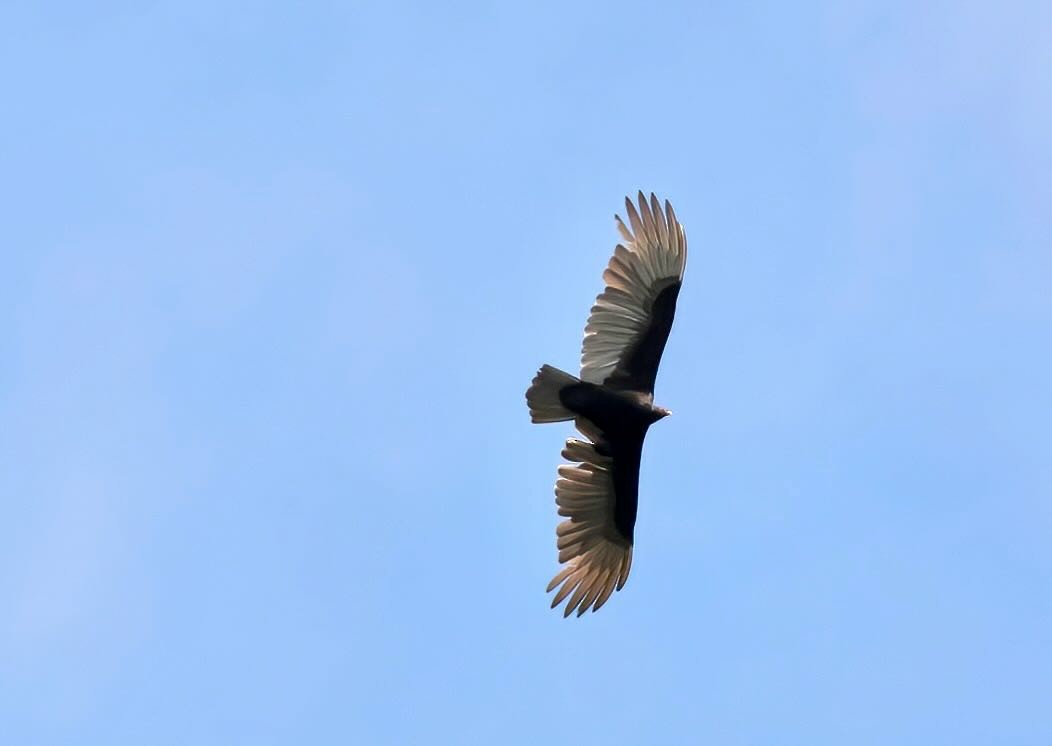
[555,279,681,543]
[526,192,687,616]
[558,382,665,541]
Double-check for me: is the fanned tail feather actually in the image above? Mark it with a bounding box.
[525,365,579,423]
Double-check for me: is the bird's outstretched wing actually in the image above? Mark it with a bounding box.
[580,192,687,394]
[546,436,636,617]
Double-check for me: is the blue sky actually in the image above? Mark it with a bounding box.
[2,1,1050,743]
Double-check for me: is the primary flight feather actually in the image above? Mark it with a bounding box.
[525,191,687,617]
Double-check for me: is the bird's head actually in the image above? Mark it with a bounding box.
[652,405,672,421]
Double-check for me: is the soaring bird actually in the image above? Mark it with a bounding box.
[526,191,687,617]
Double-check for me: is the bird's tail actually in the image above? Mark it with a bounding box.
[526,365,580,423]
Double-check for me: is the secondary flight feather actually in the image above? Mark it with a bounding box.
[525,191,687,617]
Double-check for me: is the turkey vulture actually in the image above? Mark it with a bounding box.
[525,191,687,617]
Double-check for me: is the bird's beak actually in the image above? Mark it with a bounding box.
[661,408,673,418]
